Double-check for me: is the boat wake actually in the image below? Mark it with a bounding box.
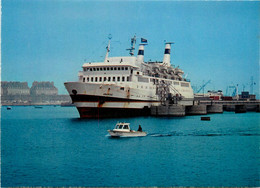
[148,130,260,137]
[106,129,260,138]
[149,131,180,137]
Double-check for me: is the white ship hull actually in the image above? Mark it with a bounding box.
[64,82,160,118]
[64,81,193,118]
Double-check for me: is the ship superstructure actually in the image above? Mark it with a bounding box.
[64,36,194,118]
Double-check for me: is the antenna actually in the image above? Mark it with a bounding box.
[126,35,136,56]
[250,76,256,94]
[104,34,112,62]
[108,34,112,40]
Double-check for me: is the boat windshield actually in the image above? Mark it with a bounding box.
[115,124,129,129]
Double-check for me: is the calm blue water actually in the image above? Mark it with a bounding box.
[1,106,260,187]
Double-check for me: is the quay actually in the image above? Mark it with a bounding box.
[151,100,260,116]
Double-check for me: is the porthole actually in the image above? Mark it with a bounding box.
[72,89,77,95]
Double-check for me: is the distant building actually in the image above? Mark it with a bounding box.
[1,81,30,95]
[30,81,58,96]
[1,81,31,105]
[1,81,70,105]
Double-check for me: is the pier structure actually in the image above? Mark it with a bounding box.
[151,100,259,116]
[200,100,260,113]
[151,81,259,116]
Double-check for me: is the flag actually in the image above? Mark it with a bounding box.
[141,38,147,43]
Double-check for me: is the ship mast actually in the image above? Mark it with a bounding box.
[126,35,136,56]
[104,34,112,62]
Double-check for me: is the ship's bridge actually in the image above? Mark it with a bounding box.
[79,56,140,83]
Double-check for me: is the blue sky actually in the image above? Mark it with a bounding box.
[2,0,259,96]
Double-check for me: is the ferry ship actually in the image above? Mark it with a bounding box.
[64,36,194,118]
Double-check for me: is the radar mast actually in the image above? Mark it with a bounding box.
[126,35,136,56]
[104,34,112,62]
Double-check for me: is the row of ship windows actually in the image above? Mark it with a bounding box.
[82,76,189,87]
[83,76,130,82]
[137,86,155,89]
[149,78,190,87]
[84,67,129,72]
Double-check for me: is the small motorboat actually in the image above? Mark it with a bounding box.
[7,106,12,110]
[201,116,210,121]
[108,122,147,137]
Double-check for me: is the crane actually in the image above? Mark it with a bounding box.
[226,84,239,100]
[197,80,211,93]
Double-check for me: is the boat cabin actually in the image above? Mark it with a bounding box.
[113,123,131,132]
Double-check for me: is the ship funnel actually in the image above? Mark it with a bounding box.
[136,44,147,67]
[163,42,174,67]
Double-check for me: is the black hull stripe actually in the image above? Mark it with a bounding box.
[70,94,158,103]
[77,107,150,118]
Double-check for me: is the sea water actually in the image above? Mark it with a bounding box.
[1,106,259,187]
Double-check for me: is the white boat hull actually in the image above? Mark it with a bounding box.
[108,130,147,137]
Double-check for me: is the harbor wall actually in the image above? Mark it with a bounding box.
[168,105,186,116]
[186,105,207,115]
[151,104,220,116]
[223,104,259,112]
[151,105,185,116]
[235,105,247,113]
[207,104,223,113]
[151,102,259,117]
[223,105,236,111]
